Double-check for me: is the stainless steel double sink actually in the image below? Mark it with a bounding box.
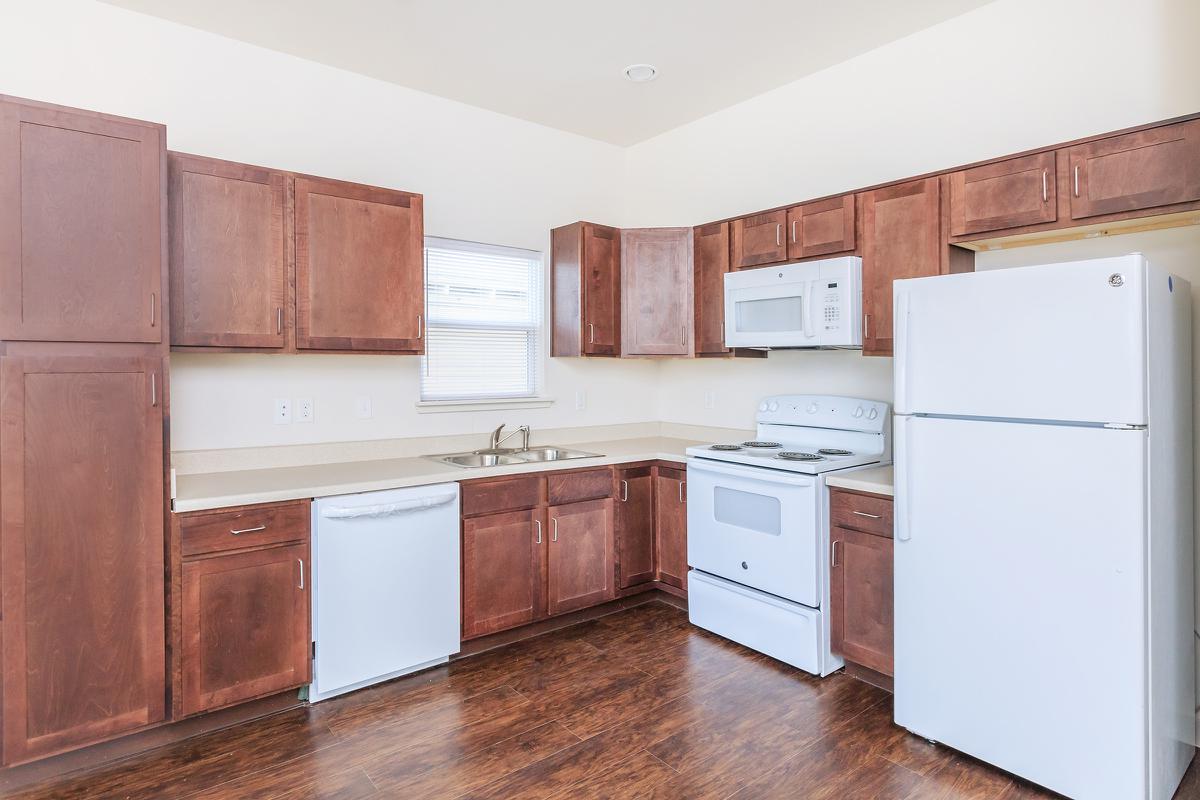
[426,446,602,469]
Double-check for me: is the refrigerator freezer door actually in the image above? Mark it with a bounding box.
[894,255,1147,424]
[894,415,1147,800]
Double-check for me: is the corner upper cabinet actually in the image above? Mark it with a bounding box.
[1067,118,1200,220]
[693,222,732,356]
[169,153,287,348]
[730,210,787,269]
[860,178,942,357]
[786,195,856,259]
[294,176,424,352]
[621,227,692,356]
[551,221,620,357]
[948,151,1057,237]
[0,96,165,343]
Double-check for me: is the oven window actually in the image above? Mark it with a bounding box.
[734,296,804,332]
[713,487,782,536]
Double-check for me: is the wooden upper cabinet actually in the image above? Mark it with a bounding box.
[786,195,856,259]
[294,175,424,352]
[621,227,692,356]
[0,96,165,344]
[615,467,655,589]
[169,153,287,348]
[462,509,543,639]
[730,210,787,269]
[181,543,310,717]
[860,178,942,357]
[693,222,731,356]
[654,466,688,591]
[1,353,165,765]
[551,221,620,357]
[1068,118,1200,220]
[547,498,614,615]
[949,151,1057,237]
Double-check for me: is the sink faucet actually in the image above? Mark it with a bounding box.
[490,424,530,451]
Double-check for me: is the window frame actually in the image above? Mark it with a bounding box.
[416,236,551,411]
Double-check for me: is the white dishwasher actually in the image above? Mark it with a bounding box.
[310,482,460,702]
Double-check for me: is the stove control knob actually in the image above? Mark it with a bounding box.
[768,401,780,412]
[867,408,879,420]
[758,401,769,412]
[853,406,864,418]
[806,403,818,414]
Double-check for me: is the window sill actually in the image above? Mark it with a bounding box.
[415,397,556,414]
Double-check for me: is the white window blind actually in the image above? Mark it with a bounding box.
[421,237,544,402]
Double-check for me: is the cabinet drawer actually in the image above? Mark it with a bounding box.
[547,468,613,505]
[830,489,893,538]
[180,500,310,557]
[462,475,542,517]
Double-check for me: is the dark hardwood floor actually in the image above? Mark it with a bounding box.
[7,601,1200,799]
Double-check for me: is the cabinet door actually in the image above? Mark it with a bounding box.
[169,154,287,348]
[830,526,893,676]
[1068,119,1200,219]
[730,210,787,269]
[0,353,165,764]
[786,195,856,259]
[462,509,544,638]
[547,499,614,615]
[0,98,164,343]
[949,151,1056,236]
[582,222,620,356]
[294,176,424,352]
[621,228,692,356]
[180,544,309,716]
[693,222,731,356]
[861,178,941,357]
[615,469,655,588]
[654,467,688,590]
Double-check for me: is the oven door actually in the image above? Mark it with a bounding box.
[686,458,819,606]
[723,264,819,348]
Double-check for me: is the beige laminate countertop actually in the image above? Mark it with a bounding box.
[824,465,894,497]
[173,436,699,512]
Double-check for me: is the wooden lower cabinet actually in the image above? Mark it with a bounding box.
[829,489,894,677]
[547,499,615,614]
[0,351,166,765]
[654,465,688,590]
[180,543,310,716]
[615,467,655,588]
[174,499,311,718]
[462,508,544,639]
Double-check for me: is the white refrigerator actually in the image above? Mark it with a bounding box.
[893,254,1194,800]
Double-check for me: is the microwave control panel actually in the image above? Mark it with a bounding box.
[822,282,842,330]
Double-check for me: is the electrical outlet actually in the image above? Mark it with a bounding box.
[296,398,314,423]
[274,398,291,424]
[354,396,372,419]
[575,390,586,410]
[704,391,716,409]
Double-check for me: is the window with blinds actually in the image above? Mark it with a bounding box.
[420,237,544,402]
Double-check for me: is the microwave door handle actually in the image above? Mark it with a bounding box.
[803,280,817,339]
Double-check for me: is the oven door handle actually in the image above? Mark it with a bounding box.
[686,457,816,487]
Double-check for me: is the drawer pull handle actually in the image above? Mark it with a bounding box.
[230,524,267,535]
[851,511,882,520]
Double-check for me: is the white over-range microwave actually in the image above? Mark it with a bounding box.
[723,256,862,349]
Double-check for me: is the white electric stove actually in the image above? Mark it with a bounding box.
[685,395,890,676]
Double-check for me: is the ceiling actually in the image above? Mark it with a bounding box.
[104,0,994,146]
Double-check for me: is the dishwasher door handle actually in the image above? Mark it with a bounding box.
[320,493,458,519]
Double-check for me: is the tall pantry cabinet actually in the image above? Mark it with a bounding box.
[0,95,169,765]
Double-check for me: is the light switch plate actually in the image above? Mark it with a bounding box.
[575,390,586,410]
[274,398,291,424]
[354,396,372,419]
[296,398,314,423]
[704,391,716,409]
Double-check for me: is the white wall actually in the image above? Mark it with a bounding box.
[2,0,657,451]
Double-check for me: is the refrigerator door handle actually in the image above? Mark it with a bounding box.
[897,416,913,542]
[894,287,912,412]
